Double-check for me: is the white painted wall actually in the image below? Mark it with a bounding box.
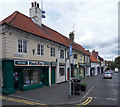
[91,62,100,76]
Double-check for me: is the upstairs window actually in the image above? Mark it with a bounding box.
[51,47,55,57]
[18,39,27,53]
[67,51,69,59]
[37,44,44,56]
[60,49,64,59]
[73,54,77,59]
[80,56,82,60]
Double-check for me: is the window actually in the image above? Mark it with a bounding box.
[37,44,44,55]
[60,49,64,58]
[18,39,27,53]
[24,69,41,85]
[80,56,82,60]
[67,51,69,59]
[51,47,55,57]
[59,66,65,76]
[73,54,77,59]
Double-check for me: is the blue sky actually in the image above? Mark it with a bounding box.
[0,0,119,61]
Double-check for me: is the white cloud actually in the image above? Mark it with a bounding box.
[0,0,119,61]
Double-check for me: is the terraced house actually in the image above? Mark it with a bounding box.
[0,2,90,94]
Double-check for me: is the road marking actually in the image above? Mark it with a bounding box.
[81,77,102,100]
[9,94,47,104]
[93,97,97,99]
[77,97,93,105]
[1,96,46,105]
[106,98,116,101]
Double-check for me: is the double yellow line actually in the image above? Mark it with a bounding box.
[1,96,46,105]
[77,97,93,105]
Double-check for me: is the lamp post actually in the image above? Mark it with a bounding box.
[69,42,76,98]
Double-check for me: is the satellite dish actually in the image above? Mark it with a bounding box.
[42,15,46,18]
[42,11,45,14]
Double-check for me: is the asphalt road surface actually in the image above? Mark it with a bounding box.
[87,72,118,106]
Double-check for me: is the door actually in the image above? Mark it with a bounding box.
[14,69,23,90]
[51,67,55,85]
[42,67,49,86]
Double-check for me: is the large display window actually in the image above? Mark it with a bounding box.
[24,69,42,85]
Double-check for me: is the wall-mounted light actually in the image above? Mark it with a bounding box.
[32,49,35,55]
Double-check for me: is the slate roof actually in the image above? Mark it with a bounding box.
[0,11,90,55]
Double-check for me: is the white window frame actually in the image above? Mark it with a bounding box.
[18,39,28,54]
[80,55,82,60]
[37,44,44,56]
[51,47,55,57]
[60,49,64,59]
[59,65,65,76]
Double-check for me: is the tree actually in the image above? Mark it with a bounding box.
[114,56,120,69]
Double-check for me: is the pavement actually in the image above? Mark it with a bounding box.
[4,74,103,105]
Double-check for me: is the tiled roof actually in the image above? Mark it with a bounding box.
[0,11,89,55]
[90,54,99,63]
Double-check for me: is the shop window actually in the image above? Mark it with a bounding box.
[60,49,64,59]
[24,69,41,85]
[18,39,27,53]
[37,44,44,56]
[59,66,65,76]
[51,47,55,57]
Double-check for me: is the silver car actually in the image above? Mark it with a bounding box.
[103,71,112,79]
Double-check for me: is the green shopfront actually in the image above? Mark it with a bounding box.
[2,59,57,94]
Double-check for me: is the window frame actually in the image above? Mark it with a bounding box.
[60,49,64,59]
[18,39,28,54]
[51,47,55,57]
[37,44,44,56]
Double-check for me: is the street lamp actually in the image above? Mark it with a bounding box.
[69,42,76,98]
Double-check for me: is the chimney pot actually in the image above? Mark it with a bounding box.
[34,2,37,7]
[37,3,39,8]
[69,32,74,42]
[32,2,34,7]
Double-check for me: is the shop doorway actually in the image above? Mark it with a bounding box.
[42,67,49,86]
[51,67,56,85]
[14,69,23,90]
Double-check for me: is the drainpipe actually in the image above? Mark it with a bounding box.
[65,49,67,82]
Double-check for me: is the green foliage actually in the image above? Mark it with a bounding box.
[110,56,120,70]
[114,56,120,69]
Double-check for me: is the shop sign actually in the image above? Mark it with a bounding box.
[14,60,28,66]
[29,61,44,66]
[14,60,44,66]
[13,54,23,57]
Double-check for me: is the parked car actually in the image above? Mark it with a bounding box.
[114,68,118,73]
[103,71,112,79]
[109,70,113,74]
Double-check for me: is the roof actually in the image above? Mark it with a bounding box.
[90,54,99,63]
[0,11,90,55]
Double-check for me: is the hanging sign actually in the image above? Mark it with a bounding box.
[69,45,72,56]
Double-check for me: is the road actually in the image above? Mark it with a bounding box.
[86,72,118,106]
[1,72,119,106]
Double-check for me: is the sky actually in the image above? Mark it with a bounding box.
[0,0,119,61]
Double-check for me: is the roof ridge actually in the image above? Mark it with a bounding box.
[8,11,19,24]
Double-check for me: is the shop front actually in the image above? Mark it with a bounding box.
[2,59,52,94]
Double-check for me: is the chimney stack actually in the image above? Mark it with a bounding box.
[69,32,74,42]
[29,2,42,26]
